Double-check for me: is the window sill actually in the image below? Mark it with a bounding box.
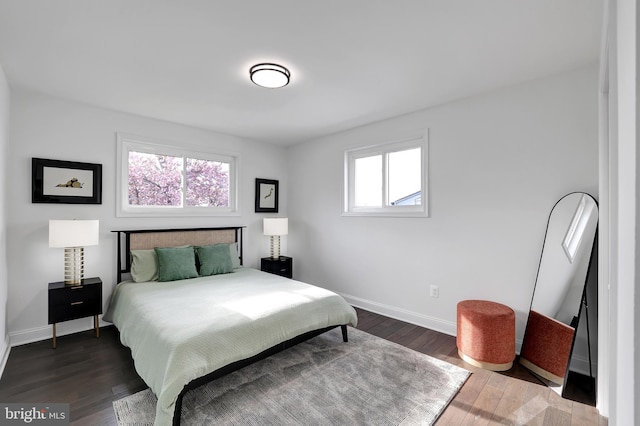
[341,210,429,218]
[117,208,240,218]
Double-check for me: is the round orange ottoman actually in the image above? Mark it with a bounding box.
[456,300,515,371]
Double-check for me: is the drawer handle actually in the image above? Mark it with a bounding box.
[70,286,83,290]
[280,269,287,272]
[70,301,84,306]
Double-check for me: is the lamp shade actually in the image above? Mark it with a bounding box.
[263,218,288,236]
[49,220,99,248]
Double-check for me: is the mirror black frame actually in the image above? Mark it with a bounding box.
[520,192,598,398]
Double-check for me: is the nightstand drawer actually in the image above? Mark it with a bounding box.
[261,256,293,278]
[49,284,99,306]
[49,298,101,324]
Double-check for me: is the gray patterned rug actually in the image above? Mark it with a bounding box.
[113,327,469,425]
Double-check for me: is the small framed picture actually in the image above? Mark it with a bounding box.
[255,178,279,213]
[32,158,102,204]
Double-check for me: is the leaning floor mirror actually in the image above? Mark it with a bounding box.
[520,192,598,398]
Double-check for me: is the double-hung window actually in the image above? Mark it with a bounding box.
[117,133,238,217]
[344,133,428,217]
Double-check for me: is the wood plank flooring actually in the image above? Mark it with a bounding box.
[0,308,606,425]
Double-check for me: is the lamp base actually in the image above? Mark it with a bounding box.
[63,247,85,285]
[270,235,281,259]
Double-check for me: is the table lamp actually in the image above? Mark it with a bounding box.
[263,218,288,259]
[49,220,99,284]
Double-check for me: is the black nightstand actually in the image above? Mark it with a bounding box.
[261,256,293,279]
[48,277,102,349]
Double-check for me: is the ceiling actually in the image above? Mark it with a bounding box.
[0,1,603,146]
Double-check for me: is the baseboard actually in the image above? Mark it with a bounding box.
[339,292,458,336]
[340,293,526,353]
[9,317,108,347]
[10,325,54,347]
[569,352,597,377]
[0,334,10,379]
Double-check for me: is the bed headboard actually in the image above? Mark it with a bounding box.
[112,227,245,283]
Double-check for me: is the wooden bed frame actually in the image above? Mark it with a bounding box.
[111,226,349,426]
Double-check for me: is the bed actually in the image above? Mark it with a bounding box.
[103,227,358,426]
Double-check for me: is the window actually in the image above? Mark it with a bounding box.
[117,133,238,217]
[562,194,595,263]
[344,134,428,217]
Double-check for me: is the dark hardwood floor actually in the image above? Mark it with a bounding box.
[0,308,606,425]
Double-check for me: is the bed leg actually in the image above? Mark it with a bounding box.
[341,325,348,342]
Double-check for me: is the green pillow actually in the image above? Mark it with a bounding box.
[130,249,159,282]
[196,244,234,276]
[155,246,199,282]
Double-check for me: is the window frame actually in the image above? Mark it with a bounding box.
[343,133,428,217]
[116,133,239,217]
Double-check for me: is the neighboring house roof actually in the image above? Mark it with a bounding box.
[391,191,421,206]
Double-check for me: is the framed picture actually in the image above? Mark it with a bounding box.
[255,178,279,213]
[32,158,102,204]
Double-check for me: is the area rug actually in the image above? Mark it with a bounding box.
[113,327,470,425]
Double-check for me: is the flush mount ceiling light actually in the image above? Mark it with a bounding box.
[249,63,290,88]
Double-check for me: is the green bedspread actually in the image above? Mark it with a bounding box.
[103,268,358,425]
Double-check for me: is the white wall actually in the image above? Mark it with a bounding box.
[605,0,639,423]
[0,65,10,370]
[288,66,599,358]
[6,89,288,345]
[597,1,612,416]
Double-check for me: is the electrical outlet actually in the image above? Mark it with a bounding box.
[430,285,439,298]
